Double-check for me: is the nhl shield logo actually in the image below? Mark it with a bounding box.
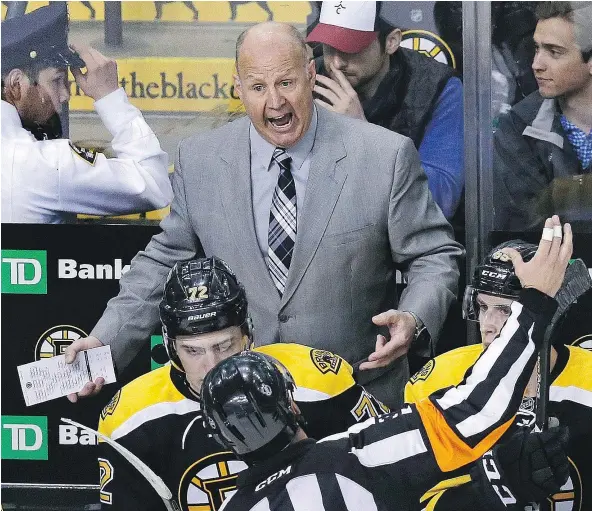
[310,349,342,375]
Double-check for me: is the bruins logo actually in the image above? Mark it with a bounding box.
[409,360,435,384]
[35,325,88,360]
[100,390,121,420]
[400,29,457,69]
[310,349,342,375]
[547,457,582,511]
[178,451,247,510]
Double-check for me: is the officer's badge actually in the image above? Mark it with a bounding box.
[310,349,342,375]
[100,390,121,420]
[69,141,98,165]
[409,360,435,384]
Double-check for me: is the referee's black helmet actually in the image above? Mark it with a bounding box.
[201,351,301,465]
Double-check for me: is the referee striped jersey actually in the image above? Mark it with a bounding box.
[219,288,558,511]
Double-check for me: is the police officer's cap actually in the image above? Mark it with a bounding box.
[1,3,85,74]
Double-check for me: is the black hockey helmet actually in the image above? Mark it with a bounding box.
[201,351,301,465]
[159,256,252,371]
[463,240,537,321]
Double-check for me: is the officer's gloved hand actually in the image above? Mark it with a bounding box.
[470,426,570,509]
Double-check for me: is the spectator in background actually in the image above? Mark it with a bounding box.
[306,1,464,220]
[65,21,463,409]
[490,2,540,119]
[1,3,173,224]
[494,1,592,232]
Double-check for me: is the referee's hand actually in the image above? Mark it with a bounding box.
[502,215,572,298]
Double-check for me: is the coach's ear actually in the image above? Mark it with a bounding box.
[234,73,243,101]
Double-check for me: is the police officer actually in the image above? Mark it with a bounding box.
[1,3,172,223]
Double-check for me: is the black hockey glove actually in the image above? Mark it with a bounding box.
[470,426,569,509]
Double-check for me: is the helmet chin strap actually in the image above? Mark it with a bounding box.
[185,380,201,400]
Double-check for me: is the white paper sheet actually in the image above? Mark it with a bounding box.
[17,346,116,406]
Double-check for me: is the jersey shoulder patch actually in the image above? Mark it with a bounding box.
[310,349,342,375]
[405,345,483,403]
[69,141,98,165]
[409,359,435,384]
[256,343,354,398]
[100,390,121,421]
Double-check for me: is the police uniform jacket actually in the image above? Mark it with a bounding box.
[97,343,388,511]
[1,88,173,223]
[405,343,592,510]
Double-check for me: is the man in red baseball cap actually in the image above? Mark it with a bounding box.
[307,1,464,221]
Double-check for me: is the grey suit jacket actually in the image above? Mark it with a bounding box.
[93,108,463,405]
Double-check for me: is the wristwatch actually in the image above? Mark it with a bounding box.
[406,311,427,343]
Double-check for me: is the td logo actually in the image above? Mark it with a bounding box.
[1,250,47,294]
[1,416,48,460]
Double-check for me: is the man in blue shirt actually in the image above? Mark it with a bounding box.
[307,1,464,220]
[494,1,592,231]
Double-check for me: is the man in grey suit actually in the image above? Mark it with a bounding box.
[66,22,463,408]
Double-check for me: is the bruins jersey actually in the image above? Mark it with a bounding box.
[98,343,388,511]
[405,343,592,511]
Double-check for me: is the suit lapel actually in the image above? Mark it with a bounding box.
[218,119,280,302]
[281,109,348,306]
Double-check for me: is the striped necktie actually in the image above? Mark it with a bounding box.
[267,147,296,295]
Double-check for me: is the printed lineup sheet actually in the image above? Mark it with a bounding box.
[17,346,116,406]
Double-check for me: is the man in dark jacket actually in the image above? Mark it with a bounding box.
[306,1,464,220]
[494,2,592,232]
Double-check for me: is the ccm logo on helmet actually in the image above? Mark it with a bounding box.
[482,270,506,279]
[187,312,217,321]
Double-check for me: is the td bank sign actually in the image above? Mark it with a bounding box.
[2,250,130,294]
[1,416,48,460]
[1,250,47,294]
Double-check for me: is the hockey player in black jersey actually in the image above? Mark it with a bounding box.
[202,217,573,511]
[406,238,592,509]
[98,256,388,511]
